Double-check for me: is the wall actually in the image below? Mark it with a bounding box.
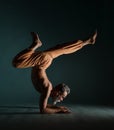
[0,0,113,106]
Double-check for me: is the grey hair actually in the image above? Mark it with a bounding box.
[56,83,70,94]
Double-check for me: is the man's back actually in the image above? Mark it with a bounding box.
[31,66,52,93]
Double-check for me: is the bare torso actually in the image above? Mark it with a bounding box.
[31,66,52,93]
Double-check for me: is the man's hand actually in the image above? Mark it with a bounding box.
[57,106,71,113]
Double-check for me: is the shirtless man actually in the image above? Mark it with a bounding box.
[12,31,97,114]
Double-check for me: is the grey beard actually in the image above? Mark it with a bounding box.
[53,97,61,105]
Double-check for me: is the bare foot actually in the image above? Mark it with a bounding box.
[29,32,42,50]
[90,30,97,44]
[83,30,97,46]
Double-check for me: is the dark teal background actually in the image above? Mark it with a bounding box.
[0,0,113,106]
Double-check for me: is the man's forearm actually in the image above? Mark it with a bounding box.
[41,107,62,114]
[40,105,71,114]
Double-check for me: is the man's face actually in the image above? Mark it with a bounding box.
[53,91,68,105]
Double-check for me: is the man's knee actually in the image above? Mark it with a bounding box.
[12,49,34,68]
[12,57,20,68]
[12,55,25,68]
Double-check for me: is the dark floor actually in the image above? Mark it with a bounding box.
[0,104,114,130]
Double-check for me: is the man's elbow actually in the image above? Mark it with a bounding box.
[40,108,48,114]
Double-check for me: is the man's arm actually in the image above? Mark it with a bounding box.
[46,104,71,113]
[39,87,70,114]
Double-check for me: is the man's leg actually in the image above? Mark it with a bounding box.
[12,32,42,68]
[45,31,97,59]
[28,32,42,50]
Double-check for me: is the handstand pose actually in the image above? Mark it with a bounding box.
[12,31,97,114]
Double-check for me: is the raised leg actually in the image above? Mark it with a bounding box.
[12,32,42,68]
[45,31,97,59]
